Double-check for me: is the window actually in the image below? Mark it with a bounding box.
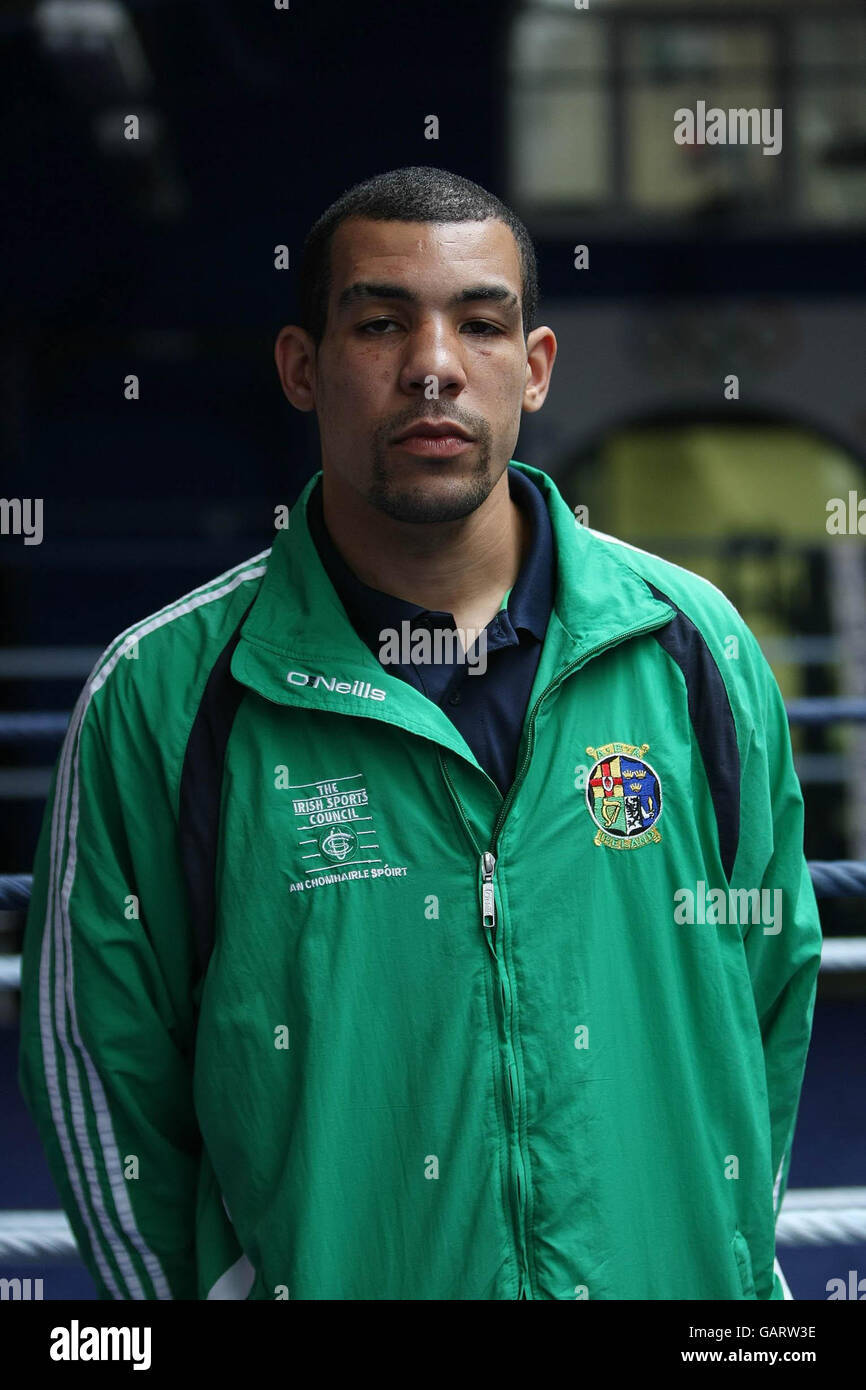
[507,1,866,229]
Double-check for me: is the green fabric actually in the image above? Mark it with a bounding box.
[18,460,821,1300]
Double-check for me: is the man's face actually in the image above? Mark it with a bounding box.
[308,217,538,524]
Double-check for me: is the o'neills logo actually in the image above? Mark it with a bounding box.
[287,670,386,701]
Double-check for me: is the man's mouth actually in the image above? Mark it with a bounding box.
[391,421,475,456]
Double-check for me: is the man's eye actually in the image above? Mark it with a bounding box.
[359,319,398,334]
[357,319,504,336]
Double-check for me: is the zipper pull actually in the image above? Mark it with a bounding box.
[481,851,496,933]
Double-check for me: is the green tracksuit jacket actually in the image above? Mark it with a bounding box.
[18,460,822,1300]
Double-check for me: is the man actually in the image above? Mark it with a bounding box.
[19,166,822,1300]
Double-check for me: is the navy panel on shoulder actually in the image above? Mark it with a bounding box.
[644,581,740,881]
[178,597,256,982]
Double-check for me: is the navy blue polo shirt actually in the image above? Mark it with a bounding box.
[305,465,555,797]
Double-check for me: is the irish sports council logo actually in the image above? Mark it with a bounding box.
[319,826,359,862]
[289,773,379,876]
[585,742,663,850]
[285,771,409,893]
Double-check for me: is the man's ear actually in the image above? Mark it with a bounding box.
[522,326,557,413]
[274,324,318,412]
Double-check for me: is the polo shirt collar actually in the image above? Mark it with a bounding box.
[305,463,553,649]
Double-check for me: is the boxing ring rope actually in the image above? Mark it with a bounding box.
[1,697,865,1267]
[3,1194,861,1265]
[1,860,865,1262]
[2,697,866,745]
[1,864,866,982]
[0,1193,852,1261]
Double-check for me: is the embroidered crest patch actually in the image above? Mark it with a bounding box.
[585,742,662,850]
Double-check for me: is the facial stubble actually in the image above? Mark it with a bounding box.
[365,416,497,524]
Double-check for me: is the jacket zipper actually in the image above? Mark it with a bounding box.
[440,614,674,1300]
[481,847,532,1299]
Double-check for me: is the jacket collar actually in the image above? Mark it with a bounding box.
[230,461,675,753]
[304,463,553,649]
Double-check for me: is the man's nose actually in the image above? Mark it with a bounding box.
[398,319,469,394]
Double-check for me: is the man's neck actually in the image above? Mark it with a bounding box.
[320,468,529,634]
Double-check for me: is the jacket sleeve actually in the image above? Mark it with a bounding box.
[735,630,823,1286]
[17,668,201,1299]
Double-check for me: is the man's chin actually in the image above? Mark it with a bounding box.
[371,476,493,525]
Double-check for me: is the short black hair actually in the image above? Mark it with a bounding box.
[297,166,539,347]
